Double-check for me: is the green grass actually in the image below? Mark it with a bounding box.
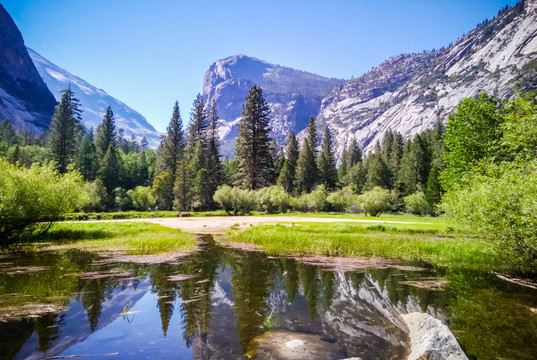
[225,222,502,272]
[63,210,229,221]
[29,222,197,254]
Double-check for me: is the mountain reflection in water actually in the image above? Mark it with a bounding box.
[0,237,536,359]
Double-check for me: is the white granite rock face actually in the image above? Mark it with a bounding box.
[402,312,468,360]
[316,1,537,157]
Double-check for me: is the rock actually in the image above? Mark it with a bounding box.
[246,330,344,360]
[401,312,468,360]
[0,4,56,133]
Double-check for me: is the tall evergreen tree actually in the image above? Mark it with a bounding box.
[75,131,97,181]
[155,101,184,209]
[47,88,82,173]
[235,85,274,190]
[98,144,122,209]
[364,143,391,189]
[277,132,299,194]
[95,106,117,158]
[206,99,224,203]
[188,94,208,146]
[295,117,318,193]
[317,127,338,190]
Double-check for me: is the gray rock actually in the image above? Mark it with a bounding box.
[401,312,468,360]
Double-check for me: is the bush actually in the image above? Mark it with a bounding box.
[127,186,156,210]
[358,186,391,216]
[255,186,291,213]
[0,159,88,241]
[403,191,431,216]
[441,161,537,274]
[291,185,328,212]
[84,179,107,212]
[326,186,359,212]
[213,185,256,215]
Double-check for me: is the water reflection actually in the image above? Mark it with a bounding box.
[0,239,536,359]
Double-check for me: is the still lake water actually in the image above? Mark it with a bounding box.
[1,238,537,359]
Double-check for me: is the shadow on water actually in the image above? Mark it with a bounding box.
[0,236,536,359]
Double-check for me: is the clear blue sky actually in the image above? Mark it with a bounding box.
[2,0,518,132]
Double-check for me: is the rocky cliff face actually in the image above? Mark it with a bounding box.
[203,55,343,156]
[317,0,537,155]
[0,5,56,133]
[29,49,162,149]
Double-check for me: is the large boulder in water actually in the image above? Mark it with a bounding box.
[401,312,468,360]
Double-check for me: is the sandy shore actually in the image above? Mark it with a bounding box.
[80,216,431,234]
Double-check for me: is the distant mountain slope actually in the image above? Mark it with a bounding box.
[29,49,162,148]
[316,0,537,155]
[203,55,343,156]
[0,4,56,133]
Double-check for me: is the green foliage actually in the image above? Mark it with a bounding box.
[295,117,318,193]
[235,85,274,189]
[0,159,88,241]
[213,185,256,215]
[403,191,431,216]
[326,186,359,212]
[127,186,156,210]
[94,106,117,158]
[47,89,82,173]
[83,179,107,212]
[441,161,537,274]
[277,132,299,194]
[317,127,338,190]
[114,187,132,210]
[358,186,391,216]
[441,92,504,191]
[255,185,291,214]
[291,185,328,212]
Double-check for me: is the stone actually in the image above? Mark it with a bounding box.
[401,312,468,360]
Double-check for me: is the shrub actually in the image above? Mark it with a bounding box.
[127,186,156,210]
[0,159,88,241]
[358,186,391,216]
[84,179,107,212]
[255,186,291,213]
[441,161,537,274]
[327,186,359,212]
[403,191,431,216]
[213,185,256,215]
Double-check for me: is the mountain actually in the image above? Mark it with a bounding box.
[28,49,162,149]
[316,0,537,155]
[0,4,56,134]
[203,54,343,156]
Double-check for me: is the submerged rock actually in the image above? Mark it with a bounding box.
[401,312,468,360]
[246,330,344,360]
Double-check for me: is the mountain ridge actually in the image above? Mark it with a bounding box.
[28,48,162,149]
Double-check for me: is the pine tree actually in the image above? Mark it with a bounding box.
[277,132,299,194]
[295,117,318,193]
[206,99,224,203]
[188,94,208,146]
[235,85,274,189]
[75,131,97,181]
[155,101,184,209]
[98,144,122,209]
[95,106,116,158]
[317,127,338,190]
[425,165,443,211]
[364,143,391,189]
[47,88,82,173]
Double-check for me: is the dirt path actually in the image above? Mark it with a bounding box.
[82,216,431,234]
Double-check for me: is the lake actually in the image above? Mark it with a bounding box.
[1,237,536,359]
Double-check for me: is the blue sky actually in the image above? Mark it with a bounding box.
[2,0,518,132]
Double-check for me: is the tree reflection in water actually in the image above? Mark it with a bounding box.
[1,238,537,359]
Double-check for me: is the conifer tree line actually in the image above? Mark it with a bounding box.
[0,83,445,216]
